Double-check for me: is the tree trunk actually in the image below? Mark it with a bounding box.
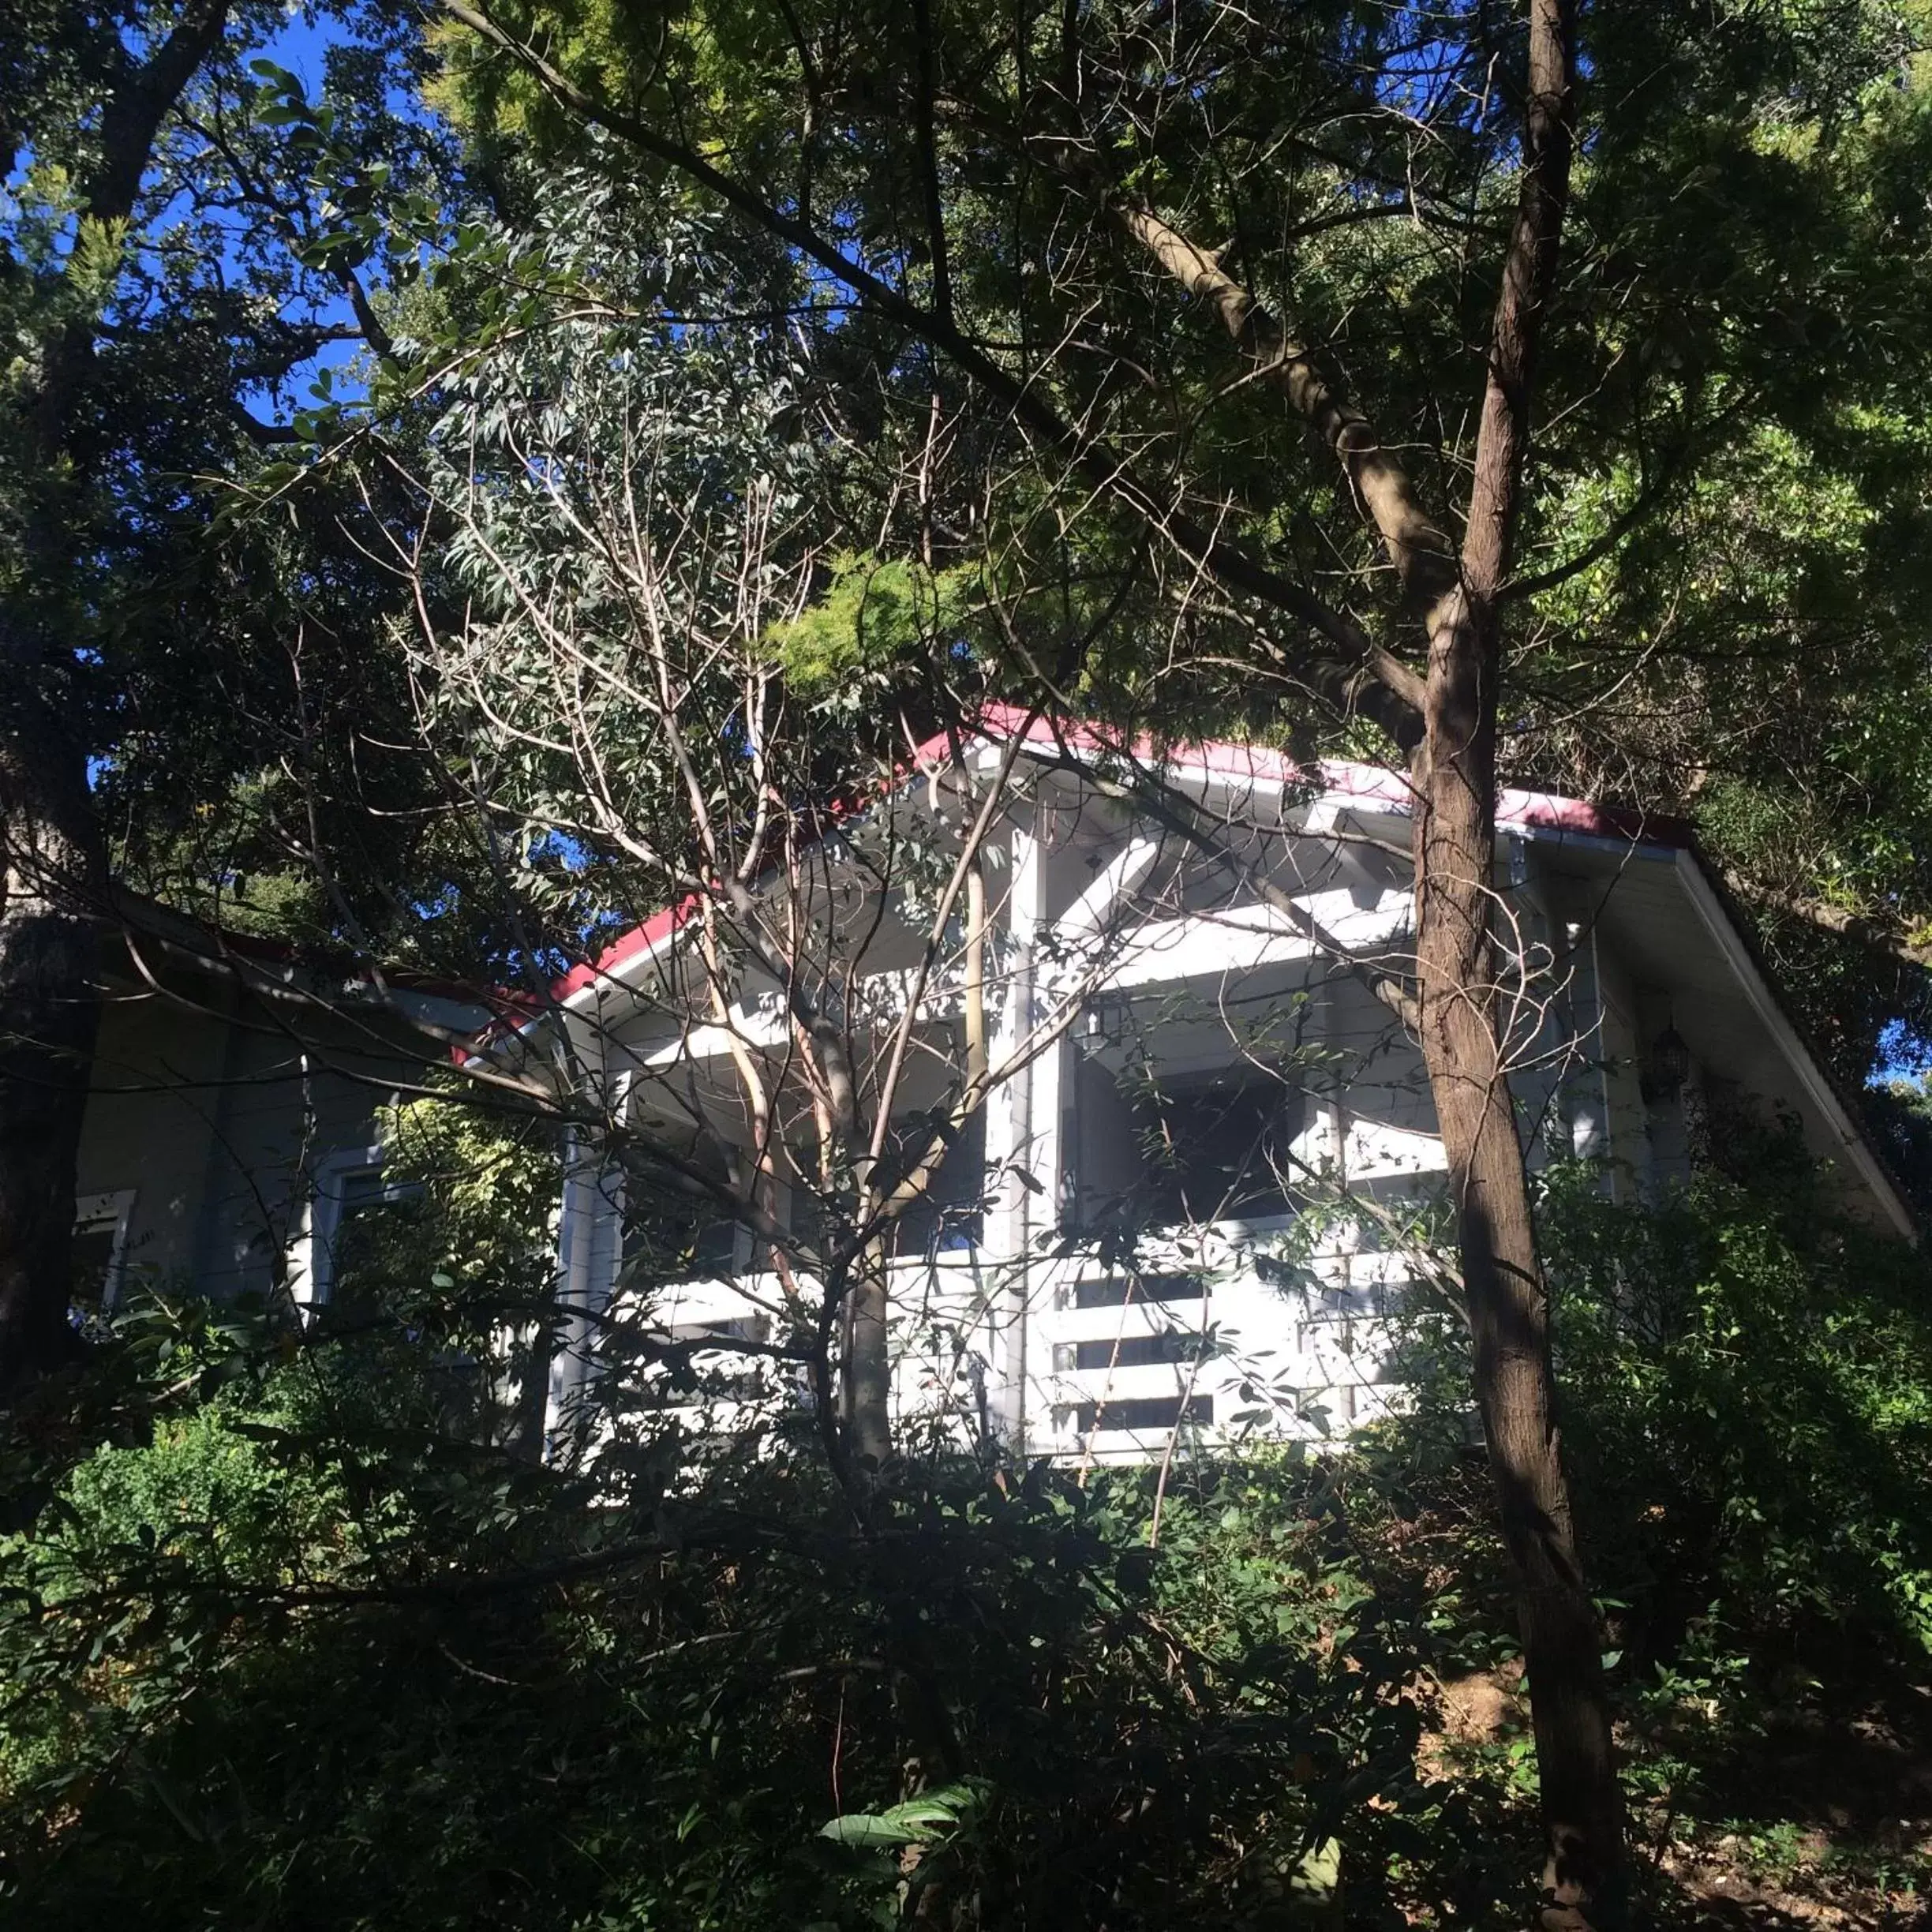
[1117,0,1626,1904]
[840,1246,894,1470]
[0,721,100,1395]
[2,314,110,1398]
[0,0,233,1398]
[1411,4,1625,1923]
[1411,618,1624,1927]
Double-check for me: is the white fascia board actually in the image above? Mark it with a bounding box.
[636,1013,783,1068]
[468,923,691,1076]
[1013,737,1301,807]
[1513,822,1682,865]
[1671,849,1915,1238]
[1104,894,1410,990]
[633,969,975,1069]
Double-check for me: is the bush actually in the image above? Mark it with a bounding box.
[6,1104,1927,1927]
[0,1409,1446,1927]
[1376,1125,1932,1668]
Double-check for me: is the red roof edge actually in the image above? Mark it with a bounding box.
[970,702,1697,850]
[537,718,965,1011]
[503,705,1691,1029]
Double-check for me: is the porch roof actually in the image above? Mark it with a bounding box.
[537,702,1697,1013]
[481,706,1911,1237]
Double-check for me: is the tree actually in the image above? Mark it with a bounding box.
[0,2,470,1395]
[420,2,1932,1918]
[2,0,241,1396]
[6,1,1929,1918]
[423,0,1596,1911]
[324,171,1165,1482]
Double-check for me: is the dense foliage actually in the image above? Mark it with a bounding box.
[421,0,1932,1076]
[2,1121,1926,1926]
[5,3,1932,1924]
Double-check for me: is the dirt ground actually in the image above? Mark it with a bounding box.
[1425,1667,1932,1927]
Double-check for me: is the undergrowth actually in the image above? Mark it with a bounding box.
[1,1121,1927,1927]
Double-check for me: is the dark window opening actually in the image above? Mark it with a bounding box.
[881,1106,986,1257]
[328,1168,426,1316]
[691,1216,737,1270]
[1076,1395,1214,1433]
[1070,1059,1307,1233]
[623,1138,741,1277]
[69,1218,122,1332]
[1073,1332,1204,1370]
[785,1173,826,1251]
[1071,1272,1207,1309]
[1134,1078,1305,1226]
[665,1314,771,1346]
[340,1168,406,1219]
[626,1207,737,1276]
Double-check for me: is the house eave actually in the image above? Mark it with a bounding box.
[1669,848,1917,1239]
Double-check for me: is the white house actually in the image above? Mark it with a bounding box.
[66,713,1910,1458]
[508,709,1914,1466]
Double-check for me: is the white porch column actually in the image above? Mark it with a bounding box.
[543,1077,630,1460]
[985,812,1164,1450]
[983,807,1060,1448]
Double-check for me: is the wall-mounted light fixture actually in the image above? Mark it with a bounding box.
[1641,1020,1692,1103]
[1076,993,1131,1054]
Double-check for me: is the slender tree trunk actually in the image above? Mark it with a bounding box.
[1112,1,1622,1905]
[0,720,100,1395]
[1410,5,1623,1923]
[1411,620,1623,1926]
[812,1013,889,1469]
[1125,0,1626,1911]
[841,1245,894,1469]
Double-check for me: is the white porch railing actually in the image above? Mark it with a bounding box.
[1026,1233,1418,1464]
[564,1205,1444,1470]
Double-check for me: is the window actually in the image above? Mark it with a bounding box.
[1069,1332,1205,1371]
[634,1314,780,1408]
[623,1184,742,1279]
[71,1189,136,1330]
[620,1123,747,1279]
[1066,1272,1206,1309]
[1076,1395,1215,1435]
[298,1148,419,1308]
[691,1215,739,1271]
[1133,1077,1305,1227]
[880,1106,986,1258]
[669,1314,771,1346]
[1069,1061,1307,1234]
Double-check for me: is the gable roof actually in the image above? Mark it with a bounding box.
[542,702,1698,1011]
[498,705,1911,1237]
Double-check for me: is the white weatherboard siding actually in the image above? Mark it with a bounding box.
[542,791,1462,1464]
[533,746,1913,1470]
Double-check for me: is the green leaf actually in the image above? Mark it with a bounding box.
[819,1813,922,1848]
